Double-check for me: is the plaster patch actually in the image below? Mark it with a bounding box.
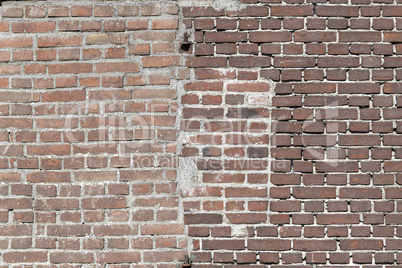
[179,0,245,11]
[232,225,248,237]
[176,156,200,194]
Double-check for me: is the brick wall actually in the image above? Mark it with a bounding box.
[0,0,401,267]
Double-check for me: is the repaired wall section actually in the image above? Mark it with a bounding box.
[0,1,188,267]
[0,0,401,267]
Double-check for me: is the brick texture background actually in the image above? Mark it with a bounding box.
[0,0,401,267]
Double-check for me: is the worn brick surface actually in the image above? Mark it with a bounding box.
[0,0,400,266]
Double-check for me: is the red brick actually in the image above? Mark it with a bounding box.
[82,197,126,209]
[294,83,336,94]
[249,31,292,42]
[293,240,336,251]
[184,214,222,225]
[48,63,91,74]
[340,188,382,199]
[382,6,402,17]
[293,187,336,199]
[38,35,82,47]
[184,81,223,92]
[260,252,279,264]
[115,5,138,16]
[384,32,402,43]
[0,51,10,62]
[129,44,150,55]
[229,56,271,67]
[226,187,266,198]
[12,22,55,33]
[205,32,247,43]
[316,162,358,172]
[151,18,178,29]
[260,18,281,29]
[248,239,290,251]
[384,161,402,172]
[127,22,148,33]
[27,172,70,183]
[227,82,270,92]
[328,20,348,31]
[329,20,348,31]
[48,6,69,17]
[3,6,23,17]
[144,251,185,263]
[271,6,313,16]
[140,224,184,235]
[228,6,268,16]
[71,6,92,17]
[340,239,383,250]
[3,252,47,263]
[338,135,381,146]
[95,62,138,73]
[0,37,32,49]
[339,31,381,42]
[94,6,115,17]
[139,4,161,16]
[75,171,117,182]
[94,224,137,236]
[50,252,93,263]
[104,20,126,32]
[294,31,336,42]
[316,5,358,17]
[97,252,140,263]
[318,57,359,67]
[164,3,179,15]
[214,43,235,54]
[186,57,227,68]
[182,7,225,17]
[86,33,129,45]
[270,201,301,212]
[11,78,32,89]
[81,21,102,31]
[215,19,236,30]
[0,118,32,129]
[142,56,180,67]
[58,20,80,31]
[274,57,315,68]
